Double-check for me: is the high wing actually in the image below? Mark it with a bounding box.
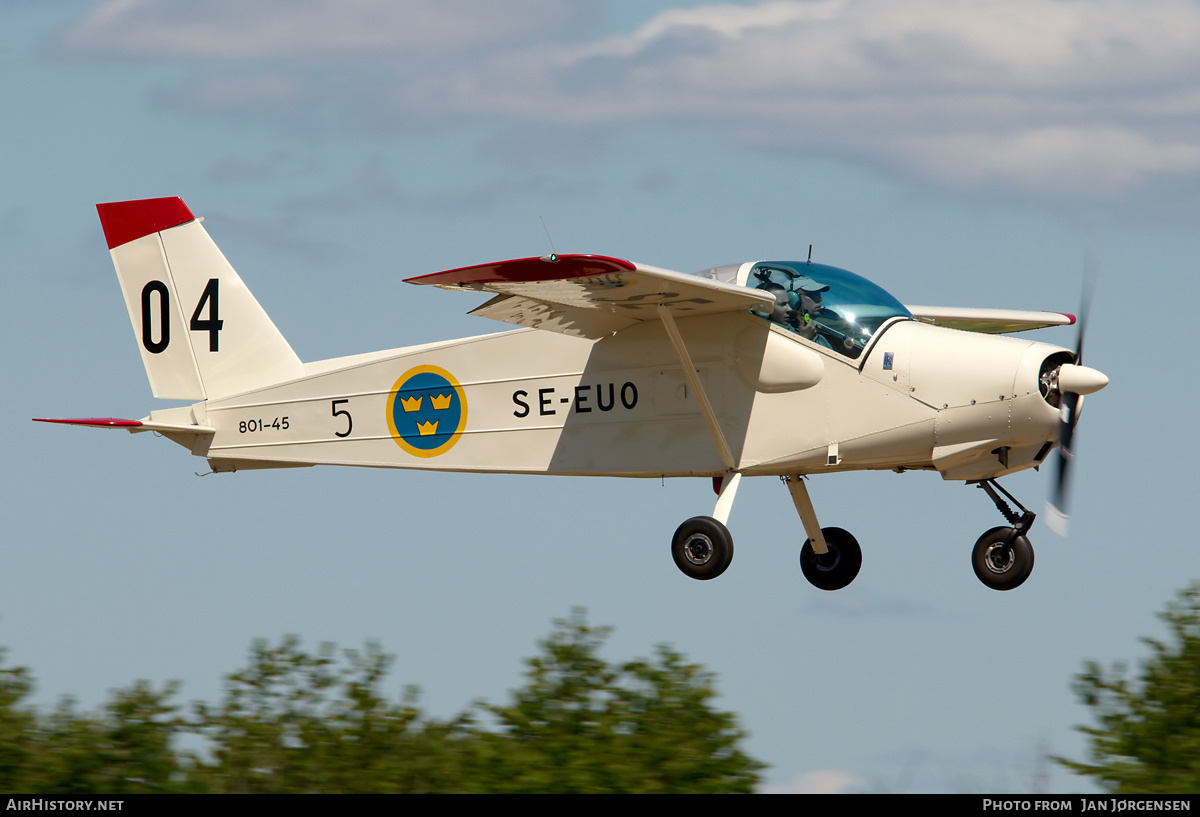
[406,255,1074,338]
[404,255,774,339]
[906,305,1075,334]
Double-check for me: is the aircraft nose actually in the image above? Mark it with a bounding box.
[1057,363,1108,395]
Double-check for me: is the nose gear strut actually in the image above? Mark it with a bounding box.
[967,479,1037,591]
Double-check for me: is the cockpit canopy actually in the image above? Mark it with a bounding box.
[698,261,912,359]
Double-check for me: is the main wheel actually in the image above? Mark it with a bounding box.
[972,526,1035,591]
[672,517,734,580]
[799,527,862,591]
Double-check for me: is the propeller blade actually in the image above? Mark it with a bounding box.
[1075,248,1097,366]
[1046,391,1079,535]
[1046,249,1098,537]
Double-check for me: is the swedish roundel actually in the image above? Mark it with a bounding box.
[386,365,468,458]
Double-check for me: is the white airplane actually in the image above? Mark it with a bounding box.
[38,197,1108,591]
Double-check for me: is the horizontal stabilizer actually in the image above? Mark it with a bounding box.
[906,306,1075,334]
[33,417,215,435]
[34,416,144,429]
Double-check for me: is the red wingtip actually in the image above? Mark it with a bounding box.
[1059,312,1077,325]
[33,417,143,428]
[404,254,637,287]
[96,197,195,249]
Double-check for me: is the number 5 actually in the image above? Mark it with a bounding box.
[332,399,352,438]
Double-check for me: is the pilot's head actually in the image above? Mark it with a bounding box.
[793,277,828,328]
[762,283,792,323]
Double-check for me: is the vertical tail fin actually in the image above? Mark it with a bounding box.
[98,197,302,400]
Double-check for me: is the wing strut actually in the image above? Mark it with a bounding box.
[655,305,736,471]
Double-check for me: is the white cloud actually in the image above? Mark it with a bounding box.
[415,0,1200,196]
[892,127,1200,198]
[166,73,306,110]
[60,0,598,59]
[761,768,860,794]
[58,0,1200,198]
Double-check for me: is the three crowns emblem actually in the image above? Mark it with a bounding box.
[388,366,467,458]
[407,391,452,435]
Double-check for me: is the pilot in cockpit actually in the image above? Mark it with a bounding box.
[761,282,800,332]
[753,268,831,344]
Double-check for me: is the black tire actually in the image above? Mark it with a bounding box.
[799,527,862,591]
[672,516,734,580]
[972,526,1035,591]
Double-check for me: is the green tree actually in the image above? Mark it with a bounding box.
[30,682,183,793]
[1059,583,1200,793]
[471,609,764,793]
[0,611,763,793]
[0,648,184,794]
[188,636,472,793]
[0,651,39,790]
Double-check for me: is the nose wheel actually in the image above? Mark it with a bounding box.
[971,479,1037,590]
[972,526,1034,591]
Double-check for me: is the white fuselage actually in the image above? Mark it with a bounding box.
[160,311,1066,482]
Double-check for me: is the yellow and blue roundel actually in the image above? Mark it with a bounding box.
[386,365,468,458]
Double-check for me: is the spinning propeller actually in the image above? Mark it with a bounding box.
[1045,254,1107,536]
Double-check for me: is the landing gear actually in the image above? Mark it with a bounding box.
[800,526,862,590]
[785,476,862,591]
[971,479,1037,591]
[668,473,864,588]
[671,472,741,581]
[972,526,1034,591]
[672,516,734,580]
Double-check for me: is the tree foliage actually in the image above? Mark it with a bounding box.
[0,655,182,794]
[0,611,763,793]
[1058,583,1200,793]
[473,610,764,792]
[185,637,473,793]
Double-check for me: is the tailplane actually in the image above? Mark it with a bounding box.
[98,197,302,400]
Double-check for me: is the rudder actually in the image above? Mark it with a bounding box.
[98,197,303,400]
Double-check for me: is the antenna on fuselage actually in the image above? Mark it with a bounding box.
[807,244,813,264]
[539,216,558,263]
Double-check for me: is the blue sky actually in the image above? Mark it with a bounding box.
[4,0,1200,793]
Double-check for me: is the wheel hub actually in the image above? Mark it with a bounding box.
[814,545,841,572]
[983,543,1015,574]
[683,534,714,566]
